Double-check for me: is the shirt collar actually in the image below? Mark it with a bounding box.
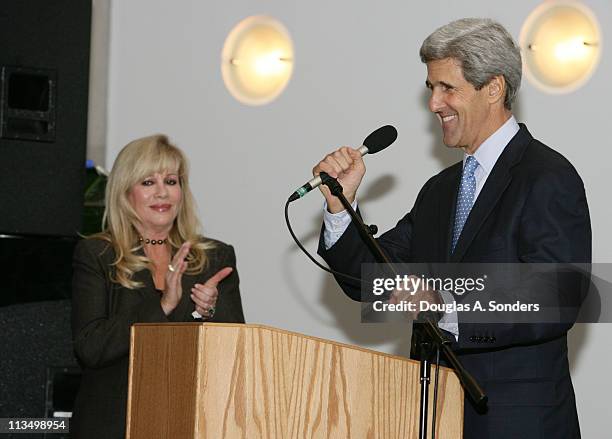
[464,115,519,174]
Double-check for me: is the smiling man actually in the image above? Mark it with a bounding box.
[314,18,591,438]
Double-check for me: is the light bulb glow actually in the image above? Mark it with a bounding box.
[253,51,287,76]
[554,37,590,62]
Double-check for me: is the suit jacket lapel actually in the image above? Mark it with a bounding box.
[450,124,532,262]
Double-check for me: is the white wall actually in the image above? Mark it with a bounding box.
[103,1,611,435]
[87,0,111,166]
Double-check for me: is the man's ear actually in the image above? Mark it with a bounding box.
[487,75,506,105]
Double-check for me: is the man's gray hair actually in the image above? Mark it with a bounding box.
[420,18,522,110]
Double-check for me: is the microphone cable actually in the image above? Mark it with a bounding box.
[284,198,362,284]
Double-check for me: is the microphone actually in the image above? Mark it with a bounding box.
[288,125,397,202]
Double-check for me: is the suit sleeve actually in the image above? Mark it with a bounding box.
[71,240,169,369]
[318,176,435,302]
[454,165,592,350]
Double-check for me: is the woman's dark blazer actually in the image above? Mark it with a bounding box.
[70,237,245,439]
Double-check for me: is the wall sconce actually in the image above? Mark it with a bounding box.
[221,16,294,106]
[520,1,601,94]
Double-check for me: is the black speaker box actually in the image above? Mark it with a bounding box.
[0,0,92,237]
[0,301,80,420]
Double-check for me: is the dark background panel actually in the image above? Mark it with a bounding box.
[0,3,92,431]
[0,0,92,237]
[0,235,77,306]
[0,301,79,437]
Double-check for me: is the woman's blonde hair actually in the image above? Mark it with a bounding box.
[93,134,214,289]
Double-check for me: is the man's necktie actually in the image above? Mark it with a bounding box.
[452,155,479,252]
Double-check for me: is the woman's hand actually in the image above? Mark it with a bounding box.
[160,242,191,315]
[191,267,233,319]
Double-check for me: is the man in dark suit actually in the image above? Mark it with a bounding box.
[314,18,590,439]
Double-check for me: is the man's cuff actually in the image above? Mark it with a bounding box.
[322,199,358,249]
[437,290,459,341]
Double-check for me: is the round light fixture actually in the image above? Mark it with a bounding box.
[520,1,601,94]
[221,16,294,106]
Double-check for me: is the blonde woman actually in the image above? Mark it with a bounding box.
[71,135,244,439]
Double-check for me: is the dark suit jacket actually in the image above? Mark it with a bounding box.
[70,237,245,439]
[319,125,591,439]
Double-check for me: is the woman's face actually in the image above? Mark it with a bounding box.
[128,170,182,236]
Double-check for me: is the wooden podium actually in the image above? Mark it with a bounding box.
[126,323,463,438]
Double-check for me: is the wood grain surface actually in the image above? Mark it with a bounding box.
[127,323,463,438]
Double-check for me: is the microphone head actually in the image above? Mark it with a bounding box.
[363,125,397,154]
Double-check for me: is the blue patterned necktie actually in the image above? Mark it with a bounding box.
[452,155,479,253]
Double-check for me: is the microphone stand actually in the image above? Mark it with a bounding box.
[320,172,487,439]
[413,314,488,438]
